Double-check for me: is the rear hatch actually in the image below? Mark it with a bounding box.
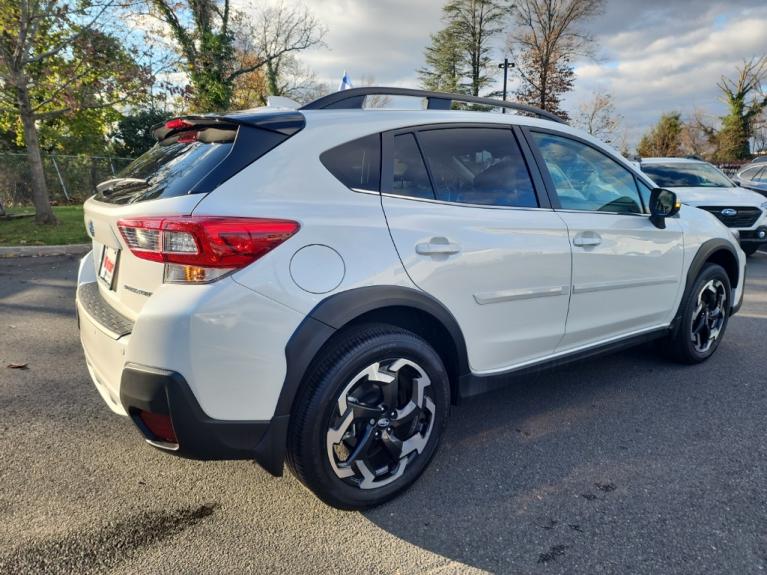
[83,111,304,320]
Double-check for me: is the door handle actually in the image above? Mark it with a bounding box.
[572,232,602,247]
[415,237,461,255]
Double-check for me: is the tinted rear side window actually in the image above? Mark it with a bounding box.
[320,134,381,192]
[417,128,538,208]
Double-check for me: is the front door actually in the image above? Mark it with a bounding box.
[381,125,572,373]
[527,130,684,351]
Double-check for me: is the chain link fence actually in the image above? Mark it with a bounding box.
[0,152,135,209]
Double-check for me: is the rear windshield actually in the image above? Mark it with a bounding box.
[97,126,237,204]
[641,162,734,189]
[95,117,301,204]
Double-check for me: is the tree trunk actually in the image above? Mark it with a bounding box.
[266,61,280,97]
[16,82,57,225]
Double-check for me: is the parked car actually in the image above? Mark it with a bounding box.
[76,88,746,510]
[639,157,767,256]
[734,162,767,196]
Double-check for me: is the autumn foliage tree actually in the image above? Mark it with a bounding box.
[149,0,324,112]
[0,0,149,223]
[573,91,621,143]
[508,0,604,120]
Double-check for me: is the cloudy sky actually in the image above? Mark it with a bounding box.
[285,0,767,144]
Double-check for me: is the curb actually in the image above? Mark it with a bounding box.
[0,244,91,258]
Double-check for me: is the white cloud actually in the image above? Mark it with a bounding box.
[569,2,767,145]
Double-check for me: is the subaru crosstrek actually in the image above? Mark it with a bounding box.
[76,87,746,510]
[639,157,767,256]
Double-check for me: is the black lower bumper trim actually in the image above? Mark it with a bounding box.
[120,364,284,476]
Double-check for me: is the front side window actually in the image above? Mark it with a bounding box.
[532,132,643,214]
[392,133,434,199]
[416,128,538,208]
[641,162,735,188]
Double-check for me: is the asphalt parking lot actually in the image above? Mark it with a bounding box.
[0,253,766,575]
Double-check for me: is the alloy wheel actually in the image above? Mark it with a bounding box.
[690,279,727,354]
[326,358,436,490]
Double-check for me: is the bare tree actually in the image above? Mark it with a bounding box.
[231,2,325,102]
[508,0,604,119]
[679,109,717,159]
[573,91,621,142]
[0,0,148,224]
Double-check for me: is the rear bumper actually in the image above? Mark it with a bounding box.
[120,364,287,475]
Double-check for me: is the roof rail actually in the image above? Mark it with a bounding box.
[299,86,566,124]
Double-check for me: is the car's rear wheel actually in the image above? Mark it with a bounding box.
[665,263,731,364]
[287,324,450,510]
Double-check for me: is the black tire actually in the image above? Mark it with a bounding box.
[286,323,450,510]
[665,263,731,364]
[741,244,759,257]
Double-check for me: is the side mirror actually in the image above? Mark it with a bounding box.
[649,188,681,229]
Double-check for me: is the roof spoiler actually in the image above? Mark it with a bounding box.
[151,111,305,141]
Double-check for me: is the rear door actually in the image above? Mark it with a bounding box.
[381,124,572,373]
[525,129,684,351]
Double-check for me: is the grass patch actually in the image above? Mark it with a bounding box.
[0,205,89,246]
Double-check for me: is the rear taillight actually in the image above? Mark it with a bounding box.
[117,216,300,284]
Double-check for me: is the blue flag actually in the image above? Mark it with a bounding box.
[339,71,353,91]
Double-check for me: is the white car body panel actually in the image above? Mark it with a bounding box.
[382,197,571,372]
[76,106,747,429]
[555,211,684,350]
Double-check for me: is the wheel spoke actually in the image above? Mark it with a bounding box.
[381,429,403,459]
[380,377,399,410]
[391,402,419,429]
[338,423,376,470]
[347,396,383,419]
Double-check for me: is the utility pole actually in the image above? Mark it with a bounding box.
[498,58,515,112]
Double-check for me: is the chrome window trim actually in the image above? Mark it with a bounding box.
[380,191,555,212]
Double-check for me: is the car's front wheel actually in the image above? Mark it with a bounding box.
[665,263,731,364]
[287,324,450,510]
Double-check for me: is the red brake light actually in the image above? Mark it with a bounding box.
[117,217,300,270]
[165,118,192,130]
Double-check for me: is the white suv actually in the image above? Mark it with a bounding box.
[76,88,746,510]
[639,157,767,256]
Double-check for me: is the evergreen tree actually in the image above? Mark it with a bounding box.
[418,26,466,94]
[419,0,507,97]
[636,113,683,158]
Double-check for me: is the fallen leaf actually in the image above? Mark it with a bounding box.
[6,363,28,370]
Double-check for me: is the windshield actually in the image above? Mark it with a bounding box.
[641,162,734,189]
